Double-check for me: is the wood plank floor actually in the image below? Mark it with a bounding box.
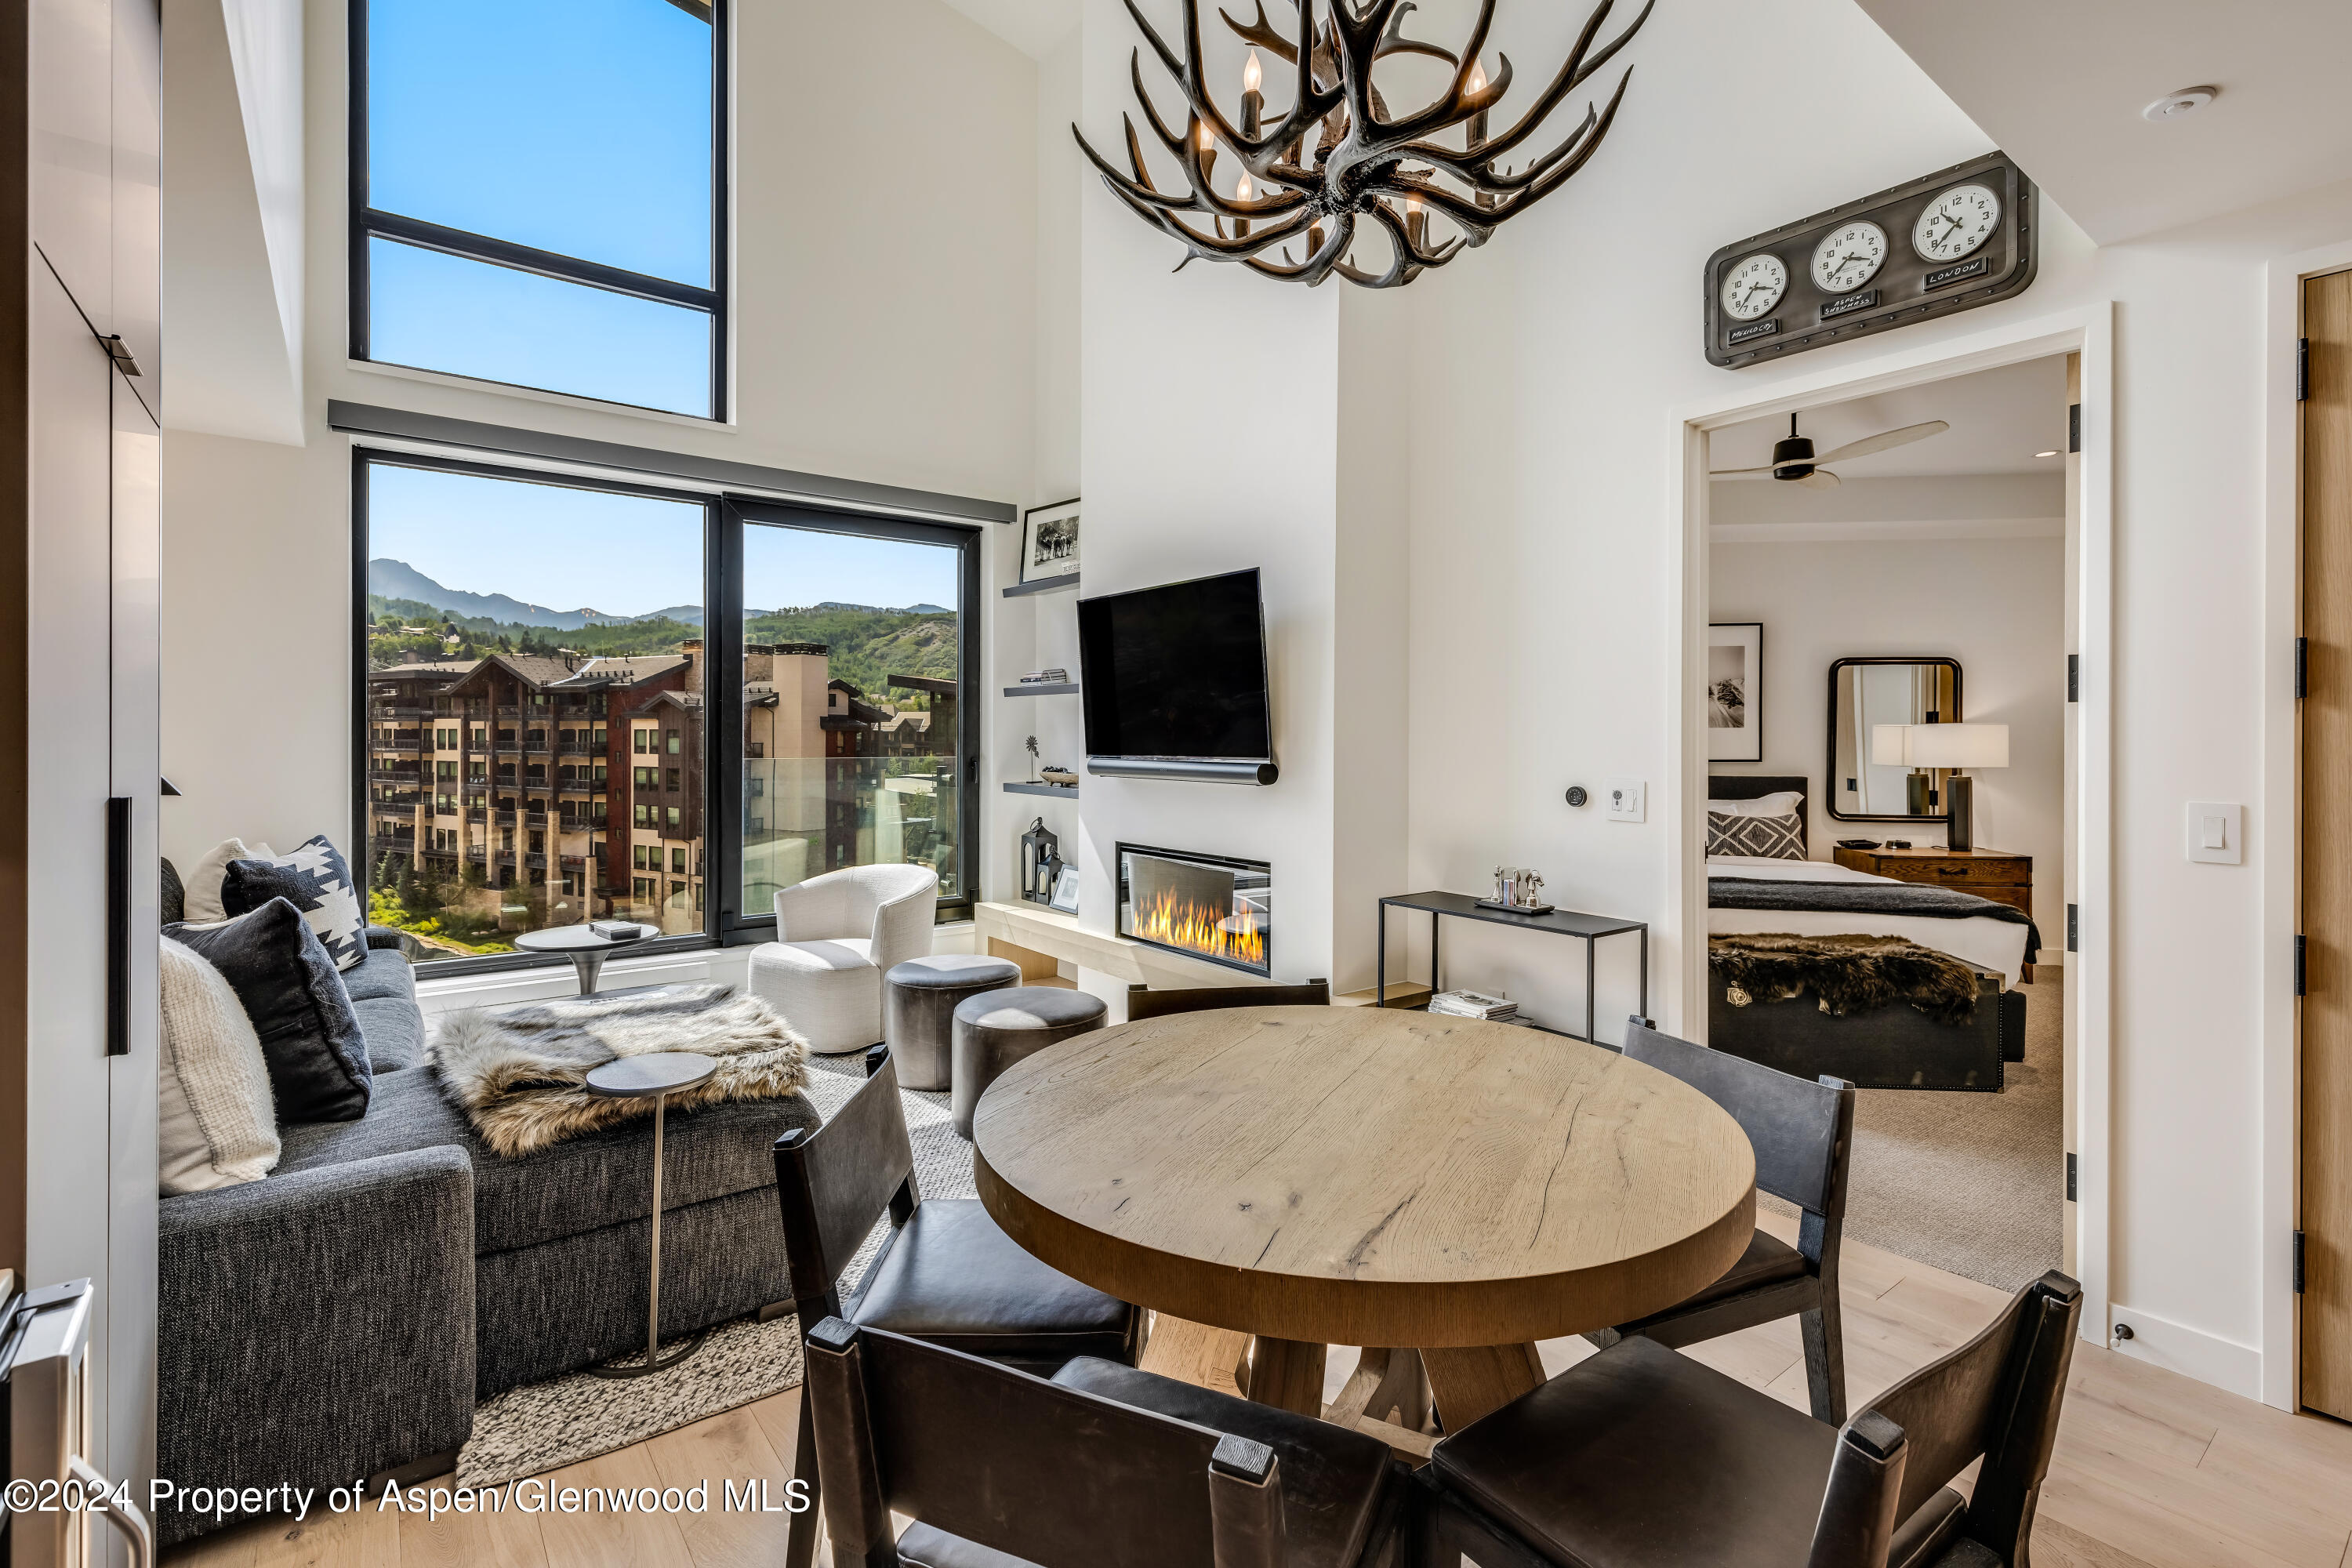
[169,1213,2352,1568]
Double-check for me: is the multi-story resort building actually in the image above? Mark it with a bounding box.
[366,637,956,950]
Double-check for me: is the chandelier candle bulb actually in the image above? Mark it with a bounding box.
[1405,194,1426,251]
[1240,49,1263,139]
[1236,173,1255,238]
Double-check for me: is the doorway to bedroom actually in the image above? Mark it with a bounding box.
[1696,350,2079,1294]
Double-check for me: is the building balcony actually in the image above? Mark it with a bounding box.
[367,768,423,785]
[372,739,426,755]
[373,703,433,720]
[560,855,589,869]
[523,852,548,869]
[556,779,597,795]
[465,846,486,862]
[466,808,488,823]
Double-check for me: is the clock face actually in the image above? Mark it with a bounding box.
[1912,183,2001,262]
[1720,253,1788,321]
[1810,221,1887,293]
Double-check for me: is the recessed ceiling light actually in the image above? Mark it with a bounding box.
[2035,449,2060,459]
[2143,85,2218,122]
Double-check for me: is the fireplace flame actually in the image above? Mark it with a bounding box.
[1132,888,1266,969]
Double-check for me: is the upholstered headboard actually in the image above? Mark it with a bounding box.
[1708,774,1812,855]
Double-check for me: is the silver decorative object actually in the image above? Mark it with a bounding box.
[1076,0,1652,289]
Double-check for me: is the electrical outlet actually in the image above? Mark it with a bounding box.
[1605,778,1646,822]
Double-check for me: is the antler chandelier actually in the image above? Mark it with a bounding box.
[1076,0,1653,289]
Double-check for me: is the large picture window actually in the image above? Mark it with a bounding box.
[356,453,978,972]
[350,0,725,417]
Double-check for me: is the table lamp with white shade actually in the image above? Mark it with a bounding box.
[1873,722,2010,850]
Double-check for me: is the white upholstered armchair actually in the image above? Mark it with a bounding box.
[745,864,938,1054]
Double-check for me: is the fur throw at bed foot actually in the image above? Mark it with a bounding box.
[1709,933,1985,1026]
[431,985,809,1156]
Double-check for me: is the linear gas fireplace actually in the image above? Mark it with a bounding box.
[1117,843,1272,977]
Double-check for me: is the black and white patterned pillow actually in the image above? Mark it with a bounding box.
[1708,809,1805,860]
[221,836,367,971]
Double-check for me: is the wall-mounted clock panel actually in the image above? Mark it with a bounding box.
[1702,152,2038,368]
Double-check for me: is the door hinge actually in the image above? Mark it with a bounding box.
[2296,935,2309,996]
[2067,401,2082,453]
[2066,904,2078,953]
[2297,637,2310,699]
[2067,654,2079,702]
[2294,1230,2307,1293]
[2065,1152,2077,1203]
[2297,337,2310,402]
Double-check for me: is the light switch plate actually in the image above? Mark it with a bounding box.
[1605,778,1646,822]
[2186,801,2242,865]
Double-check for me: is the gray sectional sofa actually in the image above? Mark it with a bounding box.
[156,927,822,1544]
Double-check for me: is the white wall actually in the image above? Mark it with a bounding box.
[162,0,1044,873]
[1073,0,1341,983]
[1364,0,2320,1392]
[1708,524,2067,929]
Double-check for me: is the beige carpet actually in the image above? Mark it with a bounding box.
[1806,971,2064,1290]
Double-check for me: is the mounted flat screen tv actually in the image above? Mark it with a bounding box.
[1077,568,1277,784]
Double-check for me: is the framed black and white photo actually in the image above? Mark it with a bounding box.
[1021,497,1080,582]
[1708,622,1764,761]
[1049,865,1080,914]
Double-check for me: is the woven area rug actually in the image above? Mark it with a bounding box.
[453,1049,980,1489]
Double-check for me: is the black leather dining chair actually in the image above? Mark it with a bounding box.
[1127,978,1331,1021]
[1420,1269,2083,1568]
[771,1057,1145,1568]
[1588,1017,1857,1424]
[804,1316,1411,1568]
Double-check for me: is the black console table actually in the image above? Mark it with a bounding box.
[1377,891,1649,1046]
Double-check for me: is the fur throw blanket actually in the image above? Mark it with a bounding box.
[430,985,809,1157]
[1709,933,1985,1026]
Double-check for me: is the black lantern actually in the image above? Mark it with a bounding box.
[1020,816,1062,906]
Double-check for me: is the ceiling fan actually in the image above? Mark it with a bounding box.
[1711,415,1951,489]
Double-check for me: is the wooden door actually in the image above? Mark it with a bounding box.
[2303,267,2352,1419]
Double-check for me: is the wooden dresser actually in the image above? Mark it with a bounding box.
[1830,845,2035,980]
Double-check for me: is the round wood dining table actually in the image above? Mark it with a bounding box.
[971,1005,1756,1433]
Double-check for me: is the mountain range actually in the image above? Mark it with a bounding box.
[368,560,952,629]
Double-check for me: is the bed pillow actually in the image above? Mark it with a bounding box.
[182,837,277,924]
[223,835,366,971]
[157,938,280,1193]
[1708,808,1806,860]
[1708,790,1804,818]
[165,898,372,1123]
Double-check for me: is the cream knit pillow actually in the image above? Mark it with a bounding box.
[182,837,276,924]
[158,938,280,1194]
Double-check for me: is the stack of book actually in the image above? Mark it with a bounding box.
[1428,988,1519,1022]
[1018,668,1070,684]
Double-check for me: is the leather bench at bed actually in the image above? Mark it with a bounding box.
[1707,966,2024,1091]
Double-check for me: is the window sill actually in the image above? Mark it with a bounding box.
[343,358,739,434]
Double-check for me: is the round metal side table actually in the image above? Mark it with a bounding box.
[584,1050,717,1378]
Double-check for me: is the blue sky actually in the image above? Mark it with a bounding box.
[368,0,715,414]
[370,465,960,616]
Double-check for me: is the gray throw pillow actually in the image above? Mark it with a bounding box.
[165,898,372,1123]
[223,835,367,971]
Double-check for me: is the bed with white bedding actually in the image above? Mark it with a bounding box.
[1703,775,2026,1091]
[1707,854,2033,989]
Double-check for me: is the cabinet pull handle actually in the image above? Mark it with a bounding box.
[106,797,131,1056]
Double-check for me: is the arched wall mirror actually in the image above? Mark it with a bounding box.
[1828,657,1963,822]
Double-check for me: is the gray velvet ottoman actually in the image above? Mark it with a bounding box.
[951,985,1110,1138]
[884,954,1022,1090]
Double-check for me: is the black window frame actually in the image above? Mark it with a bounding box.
[353,448,984,982]
[347,0,731,421]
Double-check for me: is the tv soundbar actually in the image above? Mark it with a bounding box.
[1087,757,1279,785]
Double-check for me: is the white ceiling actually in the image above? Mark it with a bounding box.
[1858,0,2352,243]
[1710,356,2071,481]
[937,0,1076,59]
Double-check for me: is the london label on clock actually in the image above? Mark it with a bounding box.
[1701,152,2038,368]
